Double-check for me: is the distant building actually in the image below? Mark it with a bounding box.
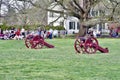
[64,16,80,34]
[48,0,111,35]
[47,2,80,34]
[89,2,110,35]
[47,2,64,26]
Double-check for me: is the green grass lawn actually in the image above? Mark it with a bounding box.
[0,38,120,80]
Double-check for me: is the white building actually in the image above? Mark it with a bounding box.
[64,16,80,34]
[47,2,80,34]
[47,2,64,26]
[90,4,110,35]
[48,1,110,35]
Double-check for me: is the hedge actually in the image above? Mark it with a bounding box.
[0,24,65,30]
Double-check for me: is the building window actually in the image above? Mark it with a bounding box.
[91,11,99,17]
[99,23,102,30]
[77,22,80,30]
[49,12,54,17]
[69,22,75,30]
[49,12,60,17]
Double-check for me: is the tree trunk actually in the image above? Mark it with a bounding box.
[76,24,87,37]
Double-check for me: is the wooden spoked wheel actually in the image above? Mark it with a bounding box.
[31,35,44,49]
[74,37,85,53]
[34,43,44,49]
[25,35,34,48]
[84,37,98,54]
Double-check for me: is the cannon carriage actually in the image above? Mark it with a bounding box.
[74,36,109,54]
[25,25,54,49]
[25,34,54,49]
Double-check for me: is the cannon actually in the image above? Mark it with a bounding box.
[74,36,109,54]
[25,35,54,49]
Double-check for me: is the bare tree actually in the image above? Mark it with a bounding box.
[0,0,2,17]
[11,0,31,26]
[0,0,16,24]
[28,0,120,36]
[0,0,2,24]
[102,0,120,21]
[9,0,48,26]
